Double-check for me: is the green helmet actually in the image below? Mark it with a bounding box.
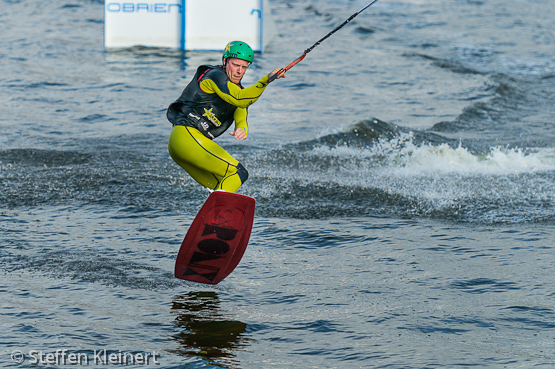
[222,41,254,64]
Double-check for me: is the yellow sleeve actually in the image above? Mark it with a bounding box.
[233,108,248,136]
[200,75,269,109]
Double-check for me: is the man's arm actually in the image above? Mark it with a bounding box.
[230,108,248,140]
[200,72,269,108]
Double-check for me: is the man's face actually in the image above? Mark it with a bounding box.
[225,58,250,84]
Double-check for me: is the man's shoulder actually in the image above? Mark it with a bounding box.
[204,65,243,89]
[201,65,227,81]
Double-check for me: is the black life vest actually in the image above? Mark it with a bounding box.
[167,65,243,139]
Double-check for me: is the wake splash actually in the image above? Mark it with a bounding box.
[310,132,555,177]
[251,119,555,223]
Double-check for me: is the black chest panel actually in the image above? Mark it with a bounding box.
[167,65,242,139]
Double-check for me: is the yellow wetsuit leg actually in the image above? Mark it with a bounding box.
[168,125,247,192]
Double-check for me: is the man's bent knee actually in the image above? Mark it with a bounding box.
[236,163,249,184]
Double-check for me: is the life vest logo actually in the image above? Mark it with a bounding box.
[203,108,222,127]
[188,112,201,120]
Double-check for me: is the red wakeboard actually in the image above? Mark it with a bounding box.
[174,191,255,284]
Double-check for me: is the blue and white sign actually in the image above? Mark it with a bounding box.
[104,0,277,52]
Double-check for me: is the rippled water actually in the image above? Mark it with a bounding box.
[1,0,555,368]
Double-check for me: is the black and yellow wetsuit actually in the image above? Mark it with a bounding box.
[167,64,269,192]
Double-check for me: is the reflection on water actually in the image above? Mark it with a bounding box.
[169,292,250,368]
[104,46,224,72]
